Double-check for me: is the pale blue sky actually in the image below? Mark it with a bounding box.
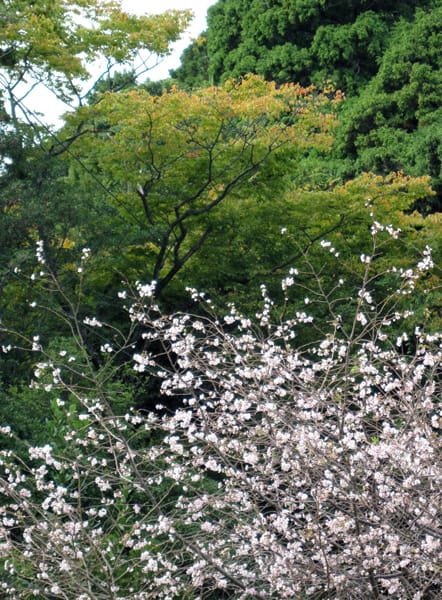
[123,0,216,81]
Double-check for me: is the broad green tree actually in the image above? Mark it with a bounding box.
[62,76,338,302]
[0,0,192,265]
[184,170,440,330]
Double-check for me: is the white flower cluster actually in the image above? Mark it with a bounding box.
[0,236,440,599]
[35,240,45,265]
[83,316,102,327]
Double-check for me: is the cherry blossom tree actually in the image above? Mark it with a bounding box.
[0,221,440,599]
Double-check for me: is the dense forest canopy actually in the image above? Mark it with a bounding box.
[0,1,441,598]
[174,0,434,90]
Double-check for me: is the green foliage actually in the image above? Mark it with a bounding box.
[0,384,51,452]
[310,10,389,93]
[176,0,434,92]
[61,76,337,304]
[186,171,441,332]
[0,0,191,103]
[87,70,138,103]
[170,34,211,90]
[337,6,442,211]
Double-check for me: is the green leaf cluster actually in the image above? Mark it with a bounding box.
[174,0,433,93]
[337,6,442,211]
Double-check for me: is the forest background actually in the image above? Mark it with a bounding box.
[0,0,441,597]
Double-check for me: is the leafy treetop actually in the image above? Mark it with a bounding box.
[0,0,192,110]
[62,75,338,299]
